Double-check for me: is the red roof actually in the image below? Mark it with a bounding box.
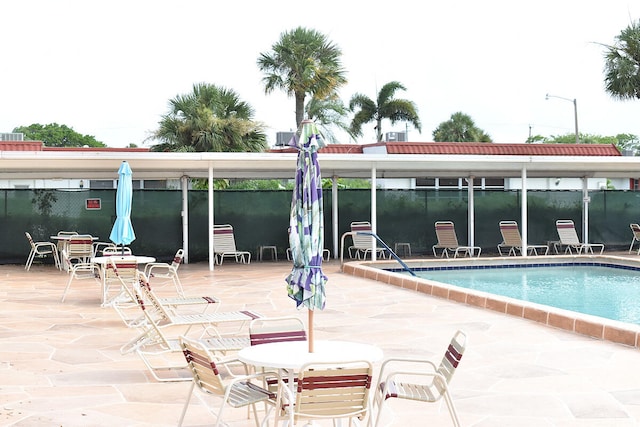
[0,141,44,151]
[270,142,621,156]
[375,142,622,156]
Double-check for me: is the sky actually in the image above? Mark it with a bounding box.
[3,0,640,148]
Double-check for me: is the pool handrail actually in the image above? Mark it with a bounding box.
[339,230,416,276]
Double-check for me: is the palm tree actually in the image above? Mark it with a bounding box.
[150,83,266,152]
[349,81,421,142]
[305,96,356,143]
[257,27,347,129]
[432,112,492,142]
[603,20,640,100]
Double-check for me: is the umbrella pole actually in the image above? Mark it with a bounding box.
[308,309,314,353]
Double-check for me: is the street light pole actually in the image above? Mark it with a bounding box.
[545,94,579,144]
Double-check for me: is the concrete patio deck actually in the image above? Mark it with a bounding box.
[2,257,640,426]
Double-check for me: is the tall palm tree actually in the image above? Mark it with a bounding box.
[603,20,640,100]
[305,96,356,143]
[432,112,492,142]
[349,81,421,142]
[150,83,266,152]
[257,27,347,129]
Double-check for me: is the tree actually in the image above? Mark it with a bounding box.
[257,27,347,130]
[432,112,491,142]
[305,96,356,143]
[603,20,640,100]
[13,123,105,147]
[349,81,421,142]
[150,83,267,152]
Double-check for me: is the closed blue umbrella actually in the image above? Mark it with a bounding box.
[285,120,327,352]
[109,161,135,252]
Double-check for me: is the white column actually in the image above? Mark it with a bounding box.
[208,166,214,271]
[371,166,377,261]
[521,167,528,256]
[583,177,590,243]
[467,176,474,247]
[332,176,338,259]
[181,175,189,264]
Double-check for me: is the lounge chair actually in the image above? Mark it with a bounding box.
[630,223,640,255]
[555,219,605,255]
[348,221,387,259]
[213,224,251,265]
[373,330,467,427]
[497,220,549,256]
[432,221,481,258]
[119,273,257,381]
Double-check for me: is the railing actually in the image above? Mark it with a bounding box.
[339,231,416,276]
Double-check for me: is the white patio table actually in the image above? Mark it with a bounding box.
[238,339,383,403]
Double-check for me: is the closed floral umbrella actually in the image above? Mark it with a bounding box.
[109,161,135,253]
[285,120,327,352]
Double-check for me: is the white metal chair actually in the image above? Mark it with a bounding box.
[178,335,281,427]
[373,330,467,427]
[24,232,60,271]
[276,359,374,427]
[60,247,101,302]
[143,248,185,296]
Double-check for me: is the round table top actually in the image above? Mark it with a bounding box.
[91,255,155,265]
[238,340,383,370]
[50,235,99,240]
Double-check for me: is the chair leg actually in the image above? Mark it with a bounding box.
[177,381,196,427]
[61,274,74,302]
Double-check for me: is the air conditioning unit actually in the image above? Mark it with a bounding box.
[0,133,24,141]
[275,131,295,146]
[385,132,406,142]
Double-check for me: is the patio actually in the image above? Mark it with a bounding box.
[3,258,640,426]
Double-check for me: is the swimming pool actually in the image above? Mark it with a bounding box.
[406,264,640,325]
[342,256,640,349]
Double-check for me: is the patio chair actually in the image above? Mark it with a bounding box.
[60,247,101,302]
[143,248,185,296]
[276,359,374,427]
[213,224,251,265]
[101,255,139,306]
[348,221,387,259]
[55,230,78,257]
[630,223,640,255]
[432,221,481,258]
[102,246,132,256]
[249,316,307,392]
[497,220,549,256]
[178,336,281,427]
[373,330,467,427]
[555,219,605,255]
[24,231,60,271]
[62,235,95,270]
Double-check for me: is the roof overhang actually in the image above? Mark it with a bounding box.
[1,151,639,180]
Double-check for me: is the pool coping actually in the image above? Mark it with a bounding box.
[342,255,640,349]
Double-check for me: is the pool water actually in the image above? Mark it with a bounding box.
[410,265,640,325]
